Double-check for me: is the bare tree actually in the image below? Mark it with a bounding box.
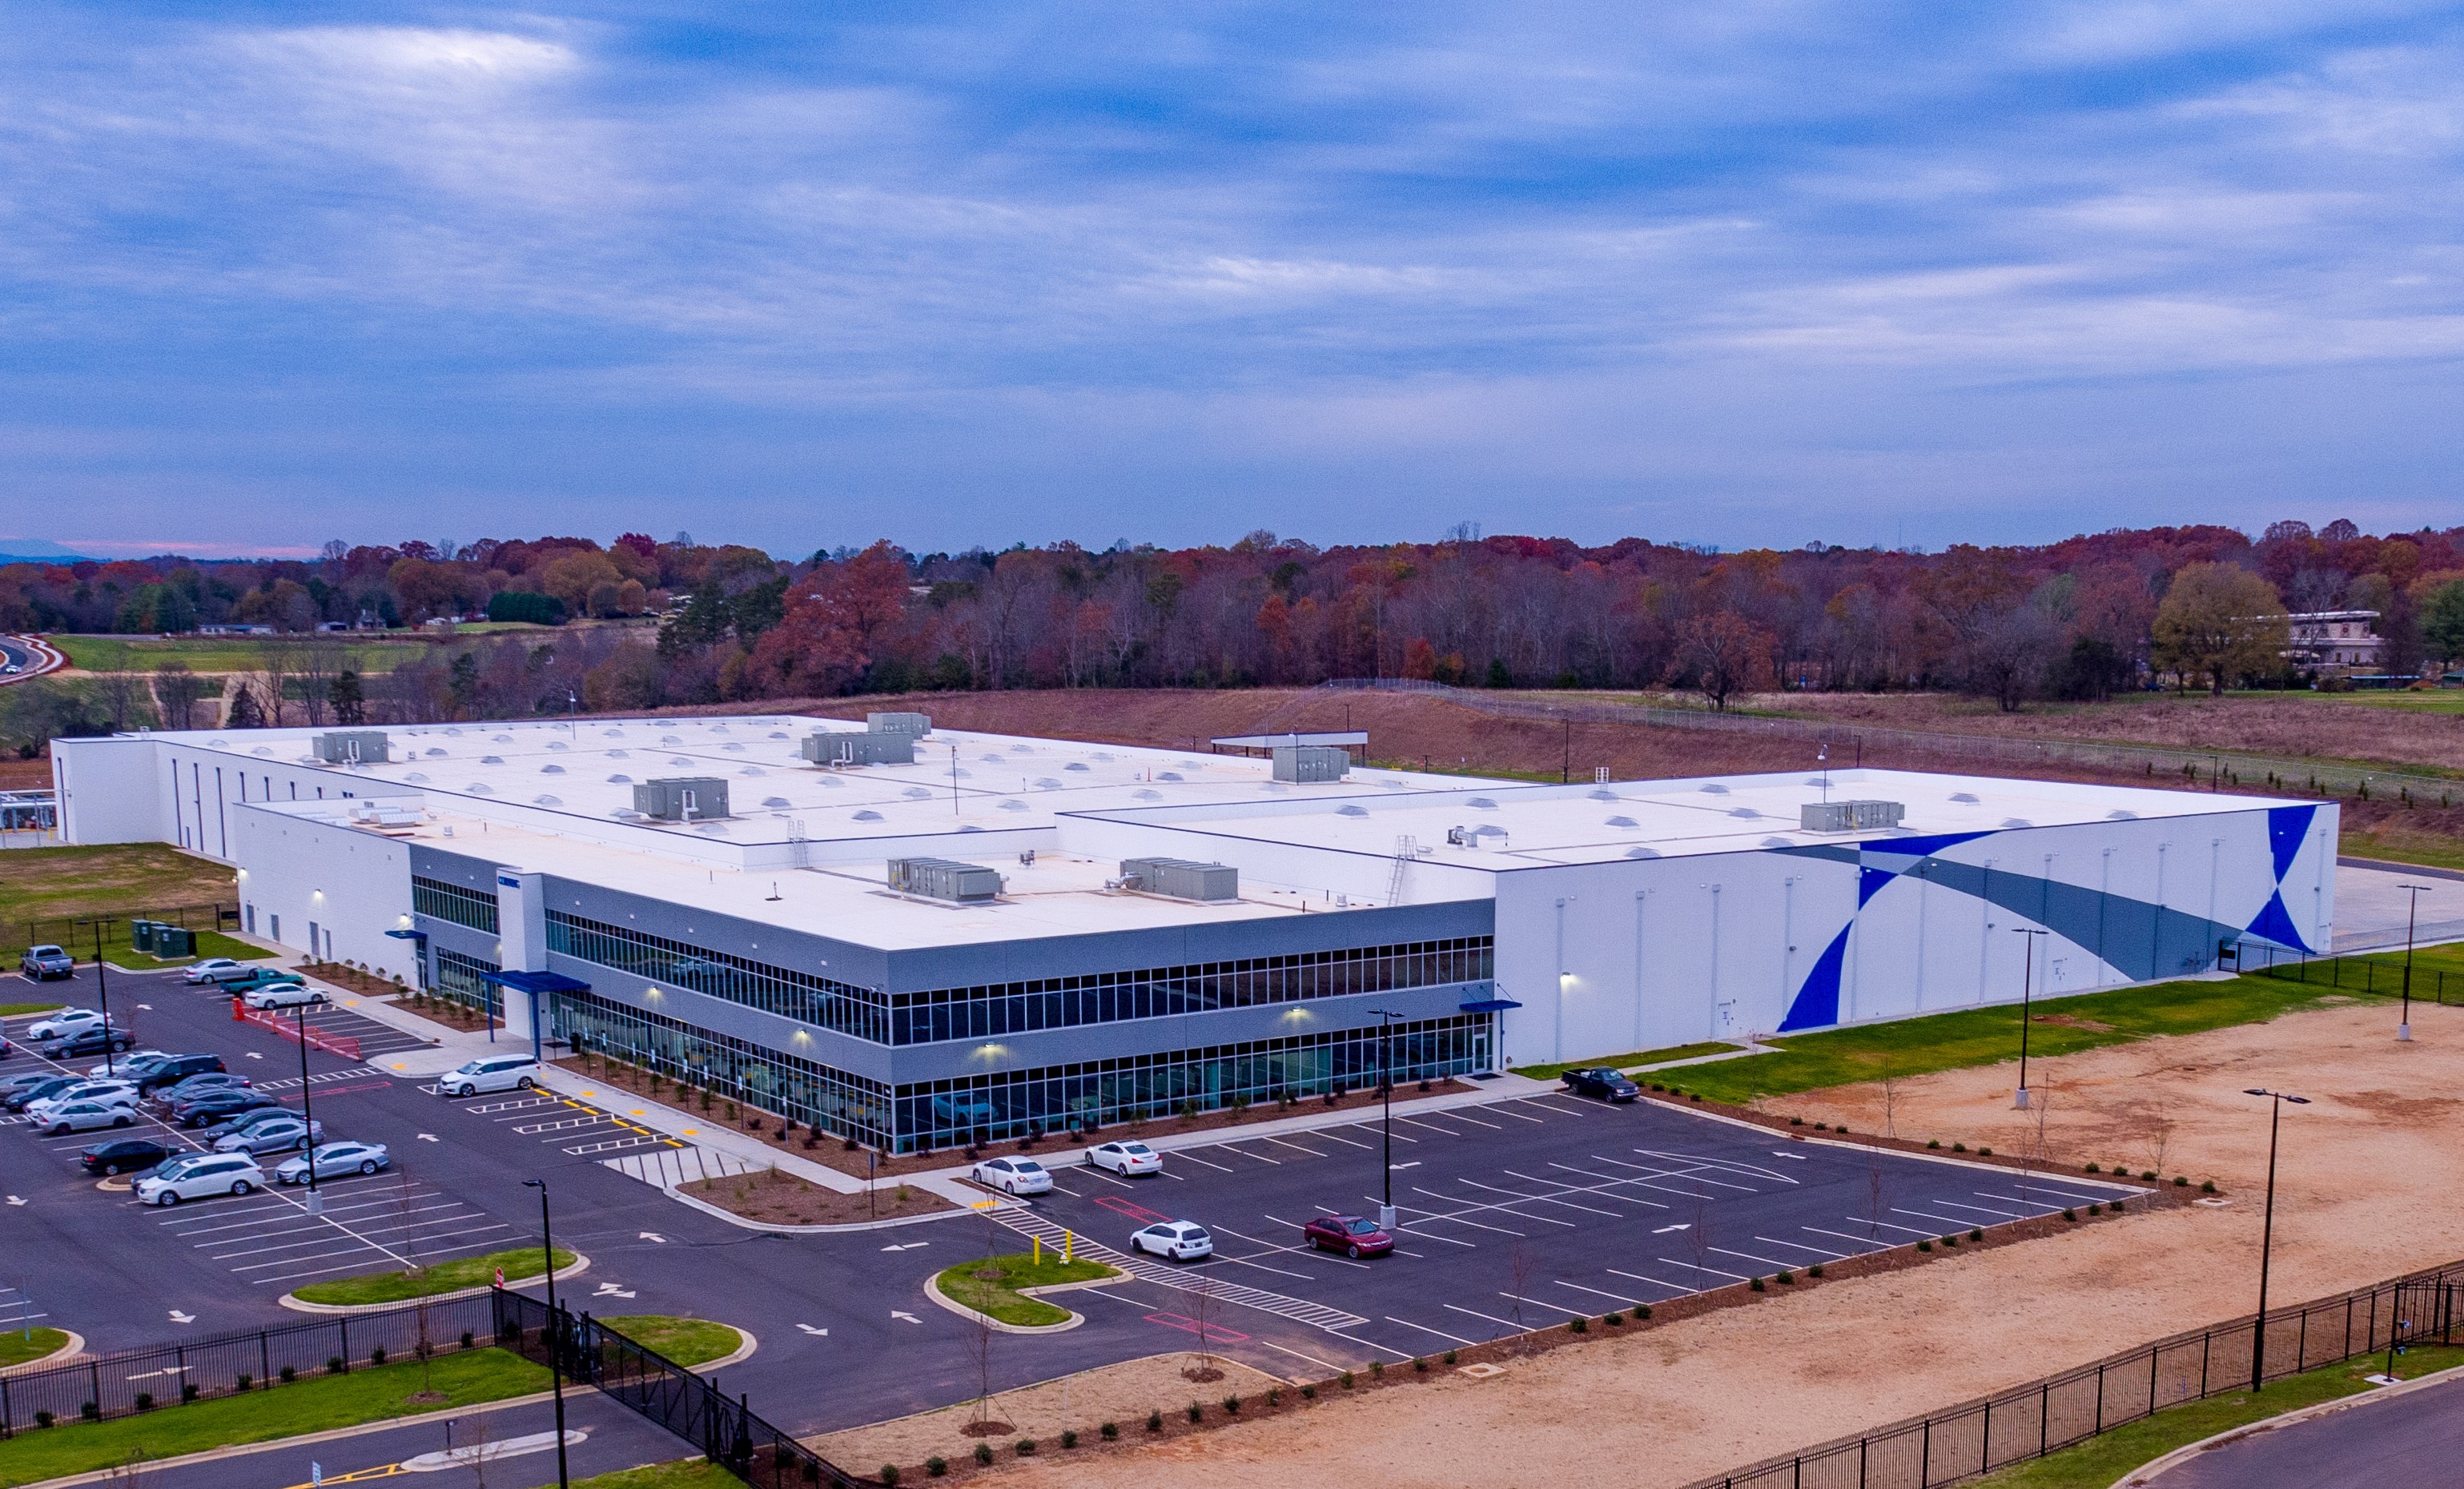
[964,1302,999,1432]
[463,1409,493,1489]
[1879,1066,1900,1142]
[1508,1242,1534,1332]
[91,666,151,732]
[1184,1280,1222,1381]
[251,641,299,728]
[151,662,206,731]
[2138,1093,2173,1181]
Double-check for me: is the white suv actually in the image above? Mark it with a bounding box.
[135,1153,266,1206]
[436,1054,541,1098]
[1130,1220,1215,1262]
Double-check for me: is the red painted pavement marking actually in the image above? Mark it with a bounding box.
[1096,1194,1172,1226]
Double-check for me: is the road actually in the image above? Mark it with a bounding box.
[2152,1370,2464,1488]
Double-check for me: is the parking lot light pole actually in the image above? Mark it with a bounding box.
[1369,1009,1401,1231]
[90,923,115,1078]
[524,1178,571,1489]
[2012,928,2048,1109]
[2396,883,2431,1042]
[294,1003,322,1214]
[2243,1088,2309,1391]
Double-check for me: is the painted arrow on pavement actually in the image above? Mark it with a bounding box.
[416,1134,439,1142]
[890,1311,921,1324]
[1652,1223,1690,1234]
[797,1324,830,1337]
[5,1196,24,1207]
[639,1231,667,1243]
[168,1310,195,1324]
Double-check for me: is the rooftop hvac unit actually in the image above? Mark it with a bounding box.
[866,712,932,737]
[1272,744,1350,783]
[1118,857,1239,902]
[888,857,1002,903]
[633,777,731,821]
[314,729,391,765]
[1799,799,1905,833]
[801,732,915,766]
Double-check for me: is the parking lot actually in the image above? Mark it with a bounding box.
[2,964,2148,1447]
[1019,1090,2145,1363]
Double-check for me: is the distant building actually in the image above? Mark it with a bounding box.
[2287,610,2382,669]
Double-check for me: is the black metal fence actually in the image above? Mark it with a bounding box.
[2240,943,2459,1005]
[0,1292,499,1434]
[9,902,241,959]
[1682,1258,2464,1489]
[490,1290,859,1488]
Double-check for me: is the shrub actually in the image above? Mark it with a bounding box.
[973,1443,993,1467]
[2088,1202,2102,1215]
[182,1383,199,1402]
[1807,1265,1823,1278]
[1604,1310,1624,1326]
[1751,1276,1767,1291]
[460,1330,475,1349]
[370,1346,387,1365]
[1790,1116,1803,1126]
[235,1373,252,1391]
[2111,1198,2126,1212]
[1917,1240,1933,1252]
[1147,1409,1164,1432]
[1413,1355,1429,1370]
[328,1356,345,1375]
[1969,1227,1983,1242]
[1638,1305,1651,1318]
[1187,1402,1204,1423]
[1062,1429,1079,1448]
[2085,1162,2100,1173]
[2141,1170,2157,1181]
[1952,1142,1966,1153]
[1814,1122,1827,1130]
[1689,1093,1702,1102]
[1444,1349,1458,1364]
[1370,1360,1384,1379]
[134,1392,155,1412]
[880,1465,900,1486]
[280,1365,296,1383]
[1223,1395,1242,1414]
[1268,1387,1281,1407]
[1775,1270,1795,1285]
[1927,1139,1940,1150]
[1015,1439,1035,1456]
[1570,1315,1589,1332]
[80,1402,99,1421]
[1940,1234,1958,1246]
[2202,1180,2218,1194]
[2063,1208,2077,1221]
[34,1411,54,1428]
[1300,1384,1316,1400]
[927,1457,947,1477]
[2175,1175,2190,1186]
[1835,1125,1849,1134]
[1341,1370,1356,1390]
[1977,1147,1992,1156]
[1099,1423,1117,1441]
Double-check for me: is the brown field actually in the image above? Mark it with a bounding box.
[955,1001,2464,1489]
[0,842,237,929]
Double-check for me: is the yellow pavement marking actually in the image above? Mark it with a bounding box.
[275,1464,407,1488]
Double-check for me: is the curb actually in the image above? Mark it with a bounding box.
[0,1330,84,1376]
[2116,1360,2464,1486]
[661,1182,978,1235]
[10,1324,757,1489]
[278,1254,593,1314]
[922,1270,1126,1336]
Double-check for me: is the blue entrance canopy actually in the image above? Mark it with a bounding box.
[479,969,591,995]
[383,928,428,944]
[1458,997,1522,1013]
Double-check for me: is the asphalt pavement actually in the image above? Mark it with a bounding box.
[2152,1369,2464,1488]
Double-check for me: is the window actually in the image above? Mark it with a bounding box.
[413,875,499,933]
[435,949,501,1017]
[546,911,889,1042]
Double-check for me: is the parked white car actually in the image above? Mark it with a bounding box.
[36,1100,139,1135]
[29,1080,140,1114]
[241,983,328,1011]
[968,1156,1055,1196]
[274,1141,389,1184]
[89,1051,171,1079]
[135,1153,265,1206]
[182,959,256,985]
[1085,1140,1164,1176]
[434,1054,540,1098]
[25,1009,106,1041]
[1129,1220,1215,1262]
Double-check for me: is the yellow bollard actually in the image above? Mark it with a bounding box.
[1034,1234,1043,1265]
[1064,1230,1073,1263]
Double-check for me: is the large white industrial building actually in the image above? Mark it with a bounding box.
[50,714,2335,1150]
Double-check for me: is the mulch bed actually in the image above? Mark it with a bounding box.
[388,991,503,1034]
[678,1166,952,1226]
[299,961,412,999]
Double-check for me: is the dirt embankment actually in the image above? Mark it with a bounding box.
[959,1001,2464,1489]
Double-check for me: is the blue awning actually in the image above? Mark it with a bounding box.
[480,969,591,995]
[1459,998,1522,1013]
[383,929,428,943]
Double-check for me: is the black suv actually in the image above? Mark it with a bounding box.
[135,1054,228,1094]
[1562,1067,1642,1102]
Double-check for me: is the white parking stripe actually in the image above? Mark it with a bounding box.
[1604,1267,1691,1294]
[1384,1314,1481,1347]
[1755,1234,1850,1259]
[1442,1302,1528,1331]
[1550,1279,1645,1307]
[1801,1225,1895,1251]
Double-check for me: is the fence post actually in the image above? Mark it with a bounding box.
[2148,1347,2158,1415]
[2092,1363,2104,1432]
[259,1329,270,1387]
[2200,1331,2209,1397]
[1859,1436,1867,1488]
[2,1372,11,1438]
[2040,1381,2048,1455]
[1921,1419,1931,1488]
[2297,1308,2308,1370]
[339,1313,349,1372]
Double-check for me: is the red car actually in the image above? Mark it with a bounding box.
[1302,1214,1394,1258]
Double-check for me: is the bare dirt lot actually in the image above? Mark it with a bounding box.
[963,1000,2464,1489]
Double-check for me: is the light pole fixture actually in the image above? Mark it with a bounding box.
[2012,928,2048,1109]
[523,1178,571,1489]
[1369,1009,1402,1231]
[2242,1088,2309,1392]
[91,923,115,1079]
[295,1002,322,1214]
[2396,883,2432,1042]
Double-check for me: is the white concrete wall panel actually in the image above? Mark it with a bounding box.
[232,804,415,976]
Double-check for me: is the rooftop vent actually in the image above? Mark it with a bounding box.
[607,773,631,783]
[1273,744,1350,783]
[480,755,504,765]
[403,772,428,784]
[2106,809,2137,821]
[902,786,932,800]
[1118,857,1239,902]
[313,729,391,765]
[888,857,1000,903]
[867,712,932,737]
[1799,800,1906,833]
[1626,846,1661,859]
[1728,807,1761,819]
[465,783,492,795]
[1337,804,1370,817]
[1467,797,1498,810]
[1950,792,1981,804]
[424,748,446,757]
[1064,761,1090,773]
[1700,783,1730,795]
[999,799,1027,811]
[1158,772,1184,782]
[534,795,562,806]
[607,750,629,758]
[761,796,790,808]
[1606,816,1638,828]
[1589,789,1618,801]
[852,809,883,821]
[2001,817,2034,829]
[633,777,730,821]
[541,764,564,774]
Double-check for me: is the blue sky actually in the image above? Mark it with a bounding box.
[2,2,2460,559]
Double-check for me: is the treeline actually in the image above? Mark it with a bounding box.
[6,520,2464,741]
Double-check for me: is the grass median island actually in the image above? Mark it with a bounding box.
[597,1316,742,1367]
[0,1001,65,1018]
[1669,971,2396,1106]
[0,1327,70,1370]
[1518,1041,1741,1082]
[568,1460,746,1489]
[1972,1343,2464,1487]
[0,1347,550,1488]
[290,1247,575,1307]
[933,1252,1117,1328]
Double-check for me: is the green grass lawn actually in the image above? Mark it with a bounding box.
[2341,829,2464,874]
[290,1247,575,1306]
[1517,1041,1742,1082]
[568,1460,745,1489]
[0,1327,69,1370]
[933,1253,1117,1327]
[50,634,436,675]
[1662,971,2394,1106]
[0,1348,551,1487]
[0,843,239,961]
[1972,1344,2464,1487]
[598,1316,742,1367]
[0,1001,65,1017]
